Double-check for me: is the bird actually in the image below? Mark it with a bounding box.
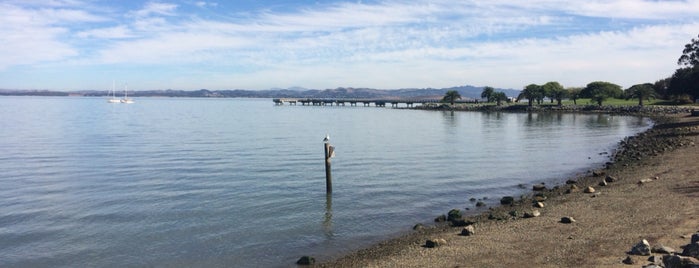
[323,134,330,142]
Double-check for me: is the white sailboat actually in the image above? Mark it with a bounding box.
[107,80,120,103]
[120,84,134,104]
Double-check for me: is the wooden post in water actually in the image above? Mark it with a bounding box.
[323,135,333,193]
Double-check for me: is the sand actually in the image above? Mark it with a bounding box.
[319,113,699,268]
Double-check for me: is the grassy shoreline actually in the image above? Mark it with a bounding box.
[316,109,699,267]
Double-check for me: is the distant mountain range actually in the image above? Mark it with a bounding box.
[0,85,521,99]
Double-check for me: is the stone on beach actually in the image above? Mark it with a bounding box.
[532,184,547,191]
[534,201,545,208]
[447,209,462,222]
[651,244,675,254]
[583,186,596,193]
[296,256,315,265]
[425,238,447,248]
[500,196,515,205]
[629,239,651,256]
[663,255,699,268]
[692,233,699,244]
[523,210,541,218]
[682,242,699,259]
[560,216,576,224]
[460,225,475,236]
[605,175,618,183]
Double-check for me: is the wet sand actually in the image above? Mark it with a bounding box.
[319,113,699,267]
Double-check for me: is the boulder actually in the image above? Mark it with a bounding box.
[630,239,651,256]
[584,186,596,193]
[561,216,576,224]
[663,255,699,268]
[692,233,699,244]
[682,242,699,259]
[460,225,475,236]
[425,238,447,248]
[451,219,475,227]
[296,256,315,265]
[500,196,515,205]
[532,184,547,191]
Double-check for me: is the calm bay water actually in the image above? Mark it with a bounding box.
[0,97,651,267]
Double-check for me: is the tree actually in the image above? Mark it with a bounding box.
[491,91,508,106]
[567,87,582,105]
[542,81,566,106]
[625,83,656,106]
[678,34,699,68]
[668,67,699,102]
[481,86,495,102]
[442,90,461,106]
[581,81,623,106]
[517,84,541,107]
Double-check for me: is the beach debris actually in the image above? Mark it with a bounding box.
[663,255,699,268]
[584,186,596,193]
[523,210,541,218]
[425,238,447,248]
[532,184,547,191]
[460,225,475,236]
[605,175,618,183]
[651,244,676,254]
[413,223,425,231]
[629,239,651,256]
[534,201,545,208]
[500,196,515,205]
[560,216,576,224]
[296,256,315,265]
[622,255,636,265]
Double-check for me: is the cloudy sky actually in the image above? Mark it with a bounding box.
[1,0,698,91]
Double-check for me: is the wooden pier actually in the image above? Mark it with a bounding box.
[273,98,478,108]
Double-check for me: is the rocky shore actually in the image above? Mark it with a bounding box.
[414,103,696,116]
[312,111,699,267]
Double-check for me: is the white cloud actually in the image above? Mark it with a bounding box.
[129,1,178,18]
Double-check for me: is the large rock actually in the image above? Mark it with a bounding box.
[682,242,699,259]
[663,255,699,268]
[629,239,651,256]
[584,186,596,193]
[692,233,699,244]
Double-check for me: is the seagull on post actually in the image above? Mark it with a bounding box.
[323,134,330,143]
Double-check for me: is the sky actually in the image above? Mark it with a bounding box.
[1,0,698,91]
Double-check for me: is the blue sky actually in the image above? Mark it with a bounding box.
[1,0,698,91]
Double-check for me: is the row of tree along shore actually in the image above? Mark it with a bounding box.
[439,34,699,108]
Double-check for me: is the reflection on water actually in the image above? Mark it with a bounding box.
[323,194,333,239]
